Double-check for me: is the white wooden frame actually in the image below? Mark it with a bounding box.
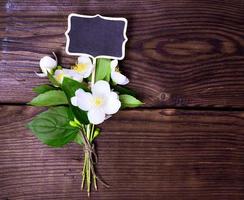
[65,13,128,60]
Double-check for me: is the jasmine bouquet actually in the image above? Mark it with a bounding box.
[27,53,142,196]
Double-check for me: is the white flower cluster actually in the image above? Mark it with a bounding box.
[37,54,129,125]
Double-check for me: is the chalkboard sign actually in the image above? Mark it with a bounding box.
[65,14,128,60]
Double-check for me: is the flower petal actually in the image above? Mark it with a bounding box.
[40,66,48,75]
[75,88,85,96]
[71,96,78,106]
[92,80,111,96]
[40,56,57,71]
[110,59,118,71]
[35,72,47,77]
[105,114,112,120]
[111,72,129,85]
[83,63,94,78]
[75,90,93,111]
[110,91,119,99]
[103,92,121,114]
[63,69,83,82]
[54,69,64,83]
[88,109,105,125]
[78,55,92,64]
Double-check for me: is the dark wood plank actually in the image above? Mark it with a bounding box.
[1,0,244,108]
[0,106,243,199]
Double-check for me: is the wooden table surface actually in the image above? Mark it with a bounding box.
[1,0,244,199]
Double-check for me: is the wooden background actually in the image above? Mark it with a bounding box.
[1,0,244,199]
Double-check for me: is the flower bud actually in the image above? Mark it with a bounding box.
[40,56,57,74]
[36,53,57,77]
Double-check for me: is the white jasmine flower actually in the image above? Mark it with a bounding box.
[54,69,83,84]
[36,53,57,77]
[110,59,129,85]
[71,80,121,125]
[71,55,94,78]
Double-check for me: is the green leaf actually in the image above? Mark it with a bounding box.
[112,85,136,96]
[95,58,111,81]
[61,77,89,124]
[119,94,143,108]
[74,132,83,145]
[29,90,68,106]
[71,108,89,125]
[27,106,79,147]
[33,84,57,94]
[47,71,60,87]
[62,77,89,93]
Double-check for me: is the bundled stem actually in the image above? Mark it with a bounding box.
[80,126,109,196]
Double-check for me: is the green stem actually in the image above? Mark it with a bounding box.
[91,58,96,86]
[81,153,87,190]
[90,124,95,141]
[93,169,98,190]
[90,124,98,190]
[86,151,91,196]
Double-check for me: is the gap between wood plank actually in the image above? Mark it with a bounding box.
[1,103,244,112]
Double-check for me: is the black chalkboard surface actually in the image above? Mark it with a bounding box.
[65,14,128,60]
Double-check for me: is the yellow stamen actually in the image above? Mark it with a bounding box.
[72,63,88,73]
[94,97,103,107]
[115,66,120,72]
[56,73,64,82]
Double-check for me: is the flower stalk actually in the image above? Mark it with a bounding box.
[80,126,97,196]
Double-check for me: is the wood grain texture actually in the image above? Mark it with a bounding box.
[0,106,244,199]
[1,0,244,108]
[1,1,244,199]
